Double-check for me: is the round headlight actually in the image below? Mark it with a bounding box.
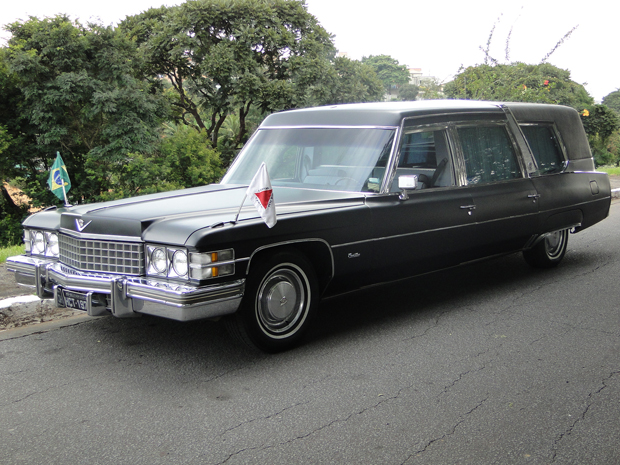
[47,233,59,257]
[151,247,167,274]
[32,231,46,255]
[172,250,188,276]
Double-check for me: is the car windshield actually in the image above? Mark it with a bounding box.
[222,127,396,193]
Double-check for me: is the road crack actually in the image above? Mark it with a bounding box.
[549,370,619,463]
[402,396,489,464]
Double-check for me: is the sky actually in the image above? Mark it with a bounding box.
[1,0,617,102]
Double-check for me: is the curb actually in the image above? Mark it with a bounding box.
[612,188,620,199]
[0,293,83,331]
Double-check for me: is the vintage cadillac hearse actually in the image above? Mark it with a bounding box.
[7,101,611,351]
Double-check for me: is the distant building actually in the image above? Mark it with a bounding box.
[408,68,424,86]
[408,68,444,100]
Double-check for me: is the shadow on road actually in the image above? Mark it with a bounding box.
[27,245,603,377]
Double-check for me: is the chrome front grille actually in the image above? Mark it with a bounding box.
[59,234,144,275]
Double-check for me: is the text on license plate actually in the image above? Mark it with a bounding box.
[63,290,88,311]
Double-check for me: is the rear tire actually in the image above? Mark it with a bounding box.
[226,251,318,352]
[523,229,569,268]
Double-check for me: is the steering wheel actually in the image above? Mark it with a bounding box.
[335,177,357,189]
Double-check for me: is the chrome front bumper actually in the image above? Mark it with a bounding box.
[6,255,244,321]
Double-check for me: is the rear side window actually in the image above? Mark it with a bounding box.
[520,125,565,175]
[458,125,522,185]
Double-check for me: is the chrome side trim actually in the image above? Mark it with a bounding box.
[246,238,335,277]
[332,211,539,248]
[260,125,399,130]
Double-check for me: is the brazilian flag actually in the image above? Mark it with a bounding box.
[47,152,71,203]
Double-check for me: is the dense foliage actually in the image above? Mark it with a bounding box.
[361,54,410,94]
[120,0,335,148]
[444,62,593,108]
[602,90,620,115]
[3,16,168,206]
[397,83,419,101]
[0,0,388,246]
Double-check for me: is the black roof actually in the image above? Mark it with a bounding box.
[260,100,590,160]
[261,100,581,128]
[261,100,506,127]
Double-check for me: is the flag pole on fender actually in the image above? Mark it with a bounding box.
[234,162,277,228]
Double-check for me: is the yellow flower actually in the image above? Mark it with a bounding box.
[581,109,590,117]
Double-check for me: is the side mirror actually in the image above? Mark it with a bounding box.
[398,175,418,200]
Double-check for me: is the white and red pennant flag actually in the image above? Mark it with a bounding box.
[246,162,277,228]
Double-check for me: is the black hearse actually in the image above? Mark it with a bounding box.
[7,101,611,351]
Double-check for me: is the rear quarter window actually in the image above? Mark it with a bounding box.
[520,125,566,175]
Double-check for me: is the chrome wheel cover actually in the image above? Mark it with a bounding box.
[544,230,567,259]
[256,264,309,337]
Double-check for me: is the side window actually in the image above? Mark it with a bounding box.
[458,125,522,185]
[393,129,454,190]
[520,125,565,175]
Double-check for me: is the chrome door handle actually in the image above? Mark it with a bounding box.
[460,205,476,215]
[528,194,541,202]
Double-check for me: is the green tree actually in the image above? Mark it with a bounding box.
[397,83,419,101]
[361,54,410,94]
[417,78,445,100]
[100,126,223,200]
[602,89,620,115]
[444,62,593,109]
[0,50,39,245]
[308,56,384,105]
[4,15,168,205]
[581,104,620,166]
[604,130,620,166]
[120,0,335,149]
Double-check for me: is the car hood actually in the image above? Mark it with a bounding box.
[25,184,366,244]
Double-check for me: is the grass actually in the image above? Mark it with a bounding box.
[598,165,620,176]
[0,245,25,264]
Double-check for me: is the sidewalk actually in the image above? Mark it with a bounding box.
[610,174,620,195]
[0,263,82,330]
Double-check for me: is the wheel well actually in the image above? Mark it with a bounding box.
[247,241,333,295]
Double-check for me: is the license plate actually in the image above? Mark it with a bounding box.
[62,290,88,311]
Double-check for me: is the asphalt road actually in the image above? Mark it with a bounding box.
[1,203,619,465]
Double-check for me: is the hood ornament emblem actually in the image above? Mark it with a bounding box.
[76,218,92,232]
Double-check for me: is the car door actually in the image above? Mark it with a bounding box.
[454,123,539,257]
[367,125,477,282]
[519,123,586,232]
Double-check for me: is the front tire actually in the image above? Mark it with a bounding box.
[226,251,318,352]
[523,229,569,268]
